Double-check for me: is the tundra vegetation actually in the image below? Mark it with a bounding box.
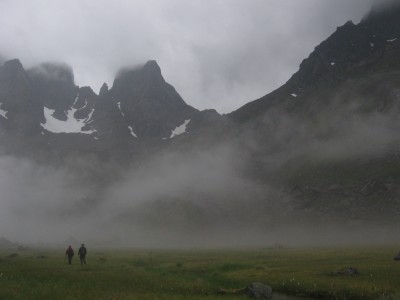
[0,246,399,299]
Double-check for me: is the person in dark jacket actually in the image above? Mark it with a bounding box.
[65,245,74,264]
[78,243,87,265]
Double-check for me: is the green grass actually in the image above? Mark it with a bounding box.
[0,246,399,299]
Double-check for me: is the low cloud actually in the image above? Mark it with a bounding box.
[0,0,374,112]
[2,101,399,248]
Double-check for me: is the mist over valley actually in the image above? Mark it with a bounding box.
[1,1,400,249]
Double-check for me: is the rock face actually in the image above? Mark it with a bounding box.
[0,3,400,229]
[0,59,44,136]
[110,60,199,140]
[228,2,400,123]
[221,3,400,224]
[0,58,219,158]
[27,62,78,121]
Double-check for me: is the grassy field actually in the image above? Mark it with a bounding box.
[0,246,399,299]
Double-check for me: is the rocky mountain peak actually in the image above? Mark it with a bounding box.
[142,60,161,74]
[0,59,44,135]
[113,60,165,90]
[368,0,400,17]
[108,60,199,140]
[361,1,400,39]
[286,2,400,92]
[2,59,24,74]
[99,83,109,96]
[0,59,31,95]
[28,62,75,86]
[27,62,78,118]
[0,59,30,88]
[229,1,400,123]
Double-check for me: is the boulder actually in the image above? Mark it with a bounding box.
[244,282,273,300]
[333,267,359,276]
[217,282,273,299]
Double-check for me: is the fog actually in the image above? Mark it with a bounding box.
[0,145,274,247]
[0,0,377,113]
[1,0,400,249]
[1,97,400,248]
[255,106,400,166]
[27,62,75,83]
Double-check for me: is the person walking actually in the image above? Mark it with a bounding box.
[65,245,74,265]
[78,243,87,265]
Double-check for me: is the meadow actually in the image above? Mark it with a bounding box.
[0,246,399,299]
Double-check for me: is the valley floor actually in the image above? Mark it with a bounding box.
[0,246,399,299]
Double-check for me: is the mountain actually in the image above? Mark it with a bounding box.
[0,58,226,160]
[0,59,44,136]
[230,2,400,123]
[1,3,400,244]
[28,62,78,121]
[109,60,198,140]
[226,2,400,226]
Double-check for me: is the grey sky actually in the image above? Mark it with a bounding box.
[0,0,375,113]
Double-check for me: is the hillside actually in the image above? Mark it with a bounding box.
[0,3,400,245]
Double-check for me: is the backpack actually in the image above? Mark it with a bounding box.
[66,248,74,256]
[80,247,87,256]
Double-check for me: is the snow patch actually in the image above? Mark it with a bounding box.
[41,106,95,134]
[117,102,125,117]
[330,62,335,66]
[387,38,397,43]
[78,99,88,110]
[170,119,190,138]
[128,126,137,138]
[370,42,375,48]
[72,95,79,106]
[85,108,95,124]
[291,93,298,98]
[0,103,8,119]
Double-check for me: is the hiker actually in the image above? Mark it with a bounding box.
[78,243,87,265]
[65,245,74,264]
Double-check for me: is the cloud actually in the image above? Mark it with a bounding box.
[0,145,279,247]
[2,0,400,248]
[0,0,374,113]
[1,95,399,247]
[0,156,91,244]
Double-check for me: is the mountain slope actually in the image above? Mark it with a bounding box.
[229,2,400,123]
[0,59,224,159]
[0,59,44,136]
[110,60,199,140]
[1,3,400,245]
[224,3,400,225]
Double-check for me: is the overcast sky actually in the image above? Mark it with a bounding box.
[0,0,377,113]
